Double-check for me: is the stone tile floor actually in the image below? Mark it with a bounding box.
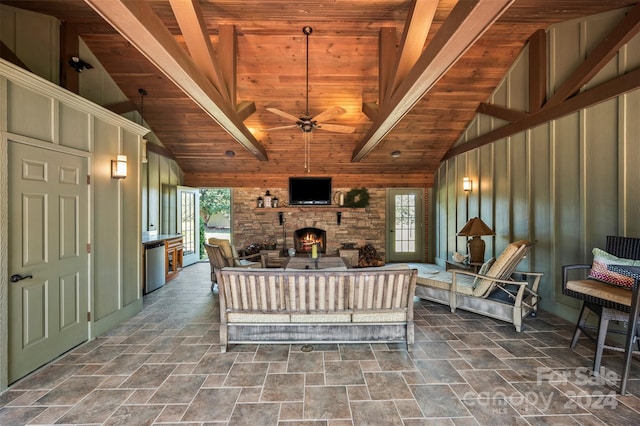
[1,262,639,425]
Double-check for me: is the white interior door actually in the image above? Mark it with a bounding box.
[387,189,424,262]
[178,186,200,266]
[8,142,89,383]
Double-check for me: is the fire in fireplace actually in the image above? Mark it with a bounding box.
[294,227,327,253]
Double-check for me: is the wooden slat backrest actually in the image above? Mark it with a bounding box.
[219,268,417,314]
[350,271,412,310]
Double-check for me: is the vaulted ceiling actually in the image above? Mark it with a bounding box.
[3,0,639,187]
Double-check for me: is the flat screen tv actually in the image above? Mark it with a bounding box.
[289,177,332,205]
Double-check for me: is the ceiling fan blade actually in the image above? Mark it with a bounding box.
[315,123,356,133]
[266,107,300,122]
[311,106,346,123]
[264,124,299,131]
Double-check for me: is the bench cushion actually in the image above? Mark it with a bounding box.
[352,311,407,322]
[228,312,290,323]
[416,271,475,295]
[566,279,632,307]
[290,313,351,323]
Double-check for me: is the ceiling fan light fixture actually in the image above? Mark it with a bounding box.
[299,120,314,132]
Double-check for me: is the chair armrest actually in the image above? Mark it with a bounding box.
[230,252,264,268]
[562,264,591,289]
[236,252,262,261]
[451,269,526,284]
[450,270,528,290]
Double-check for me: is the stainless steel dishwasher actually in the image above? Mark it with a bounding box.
[144,241,166,293]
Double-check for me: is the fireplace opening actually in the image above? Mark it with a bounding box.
[294,227,327,253]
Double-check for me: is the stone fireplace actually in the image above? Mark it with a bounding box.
[232,188,387,257]
[294,227,327,253]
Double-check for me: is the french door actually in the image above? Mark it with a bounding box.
[178,186,200,266]
[387,189,424,262]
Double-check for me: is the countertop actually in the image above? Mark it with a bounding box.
[142,234,182,245]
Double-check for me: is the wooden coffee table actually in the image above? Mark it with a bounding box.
[283,256,347,270]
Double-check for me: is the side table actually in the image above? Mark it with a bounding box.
[339,249,359,268]
[260,250,287,268]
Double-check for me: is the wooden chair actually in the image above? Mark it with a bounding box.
[204,242,263,291]
[207,237,262,268]
[204,243,227,291]
[562,235,640,394]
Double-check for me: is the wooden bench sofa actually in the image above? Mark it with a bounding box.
[410,240,543,332]
[216,266,418,352]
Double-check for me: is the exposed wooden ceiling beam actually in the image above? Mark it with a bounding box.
[362,102,379,121]
[385,0,438,101]
[476,103,529,122]
[352,0,514,162]
[236,100,256,121]
[168,0,230,101]
[442,66,640,160]
[84,0,268,161]
[363,26,399,121]
[528,29,547,113]
[60,22,79,94]
[544,2,640,109]
[219,25,238,108]
[379,27,397,108]
[146,140,177,161]
[103,100,137,115]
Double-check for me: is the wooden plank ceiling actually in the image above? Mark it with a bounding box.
[4,0,638,187]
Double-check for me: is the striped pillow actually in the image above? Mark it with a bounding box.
[588,248,639,288]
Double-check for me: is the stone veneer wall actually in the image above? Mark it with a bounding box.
[232,188,386,257]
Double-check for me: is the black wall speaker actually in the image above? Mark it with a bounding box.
[337,211,342,225]
[279,212,284,225]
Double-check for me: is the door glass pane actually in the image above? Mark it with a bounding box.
[394,193,416,253]
[181,192,196,256]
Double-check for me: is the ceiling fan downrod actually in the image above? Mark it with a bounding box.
[302,26,312,118]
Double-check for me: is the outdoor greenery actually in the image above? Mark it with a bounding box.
[199,218,206,259]
[199,188,231,259]
[200,188,231,225]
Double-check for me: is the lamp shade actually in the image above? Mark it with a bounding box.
[457,217,495,237]
[458,217,494,263]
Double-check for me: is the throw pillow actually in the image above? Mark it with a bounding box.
[588,248,638,288]
[473,257,496,289]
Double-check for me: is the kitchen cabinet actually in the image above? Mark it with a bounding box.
[165,236,184,281]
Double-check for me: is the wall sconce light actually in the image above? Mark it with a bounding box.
[463,177,472,192]
[111,155,127,179]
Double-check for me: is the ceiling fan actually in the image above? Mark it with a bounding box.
[266,26,355,171]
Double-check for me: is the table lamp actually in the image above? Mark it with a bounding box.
[457,217,495,263]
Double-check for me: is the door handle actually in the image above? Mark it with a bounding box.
[10,274,33,283]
